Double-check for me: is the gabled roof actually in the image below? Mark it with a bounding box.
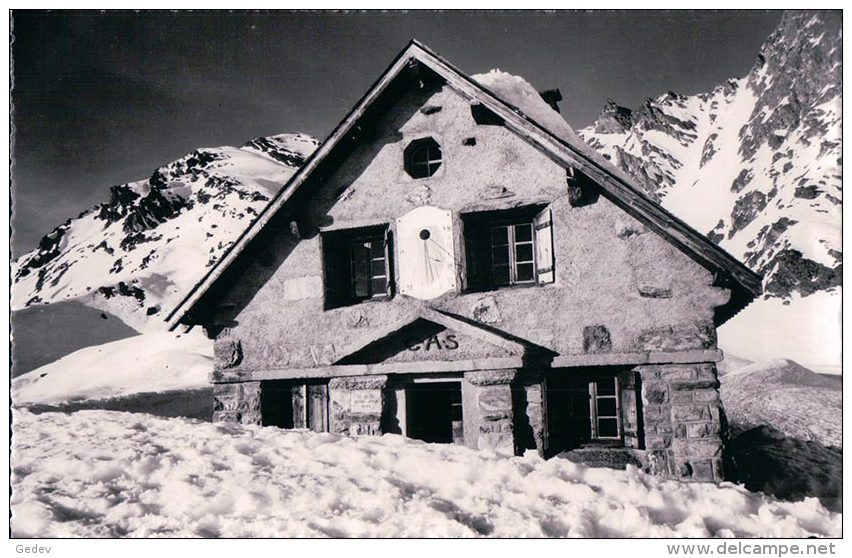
[166,39,762,330]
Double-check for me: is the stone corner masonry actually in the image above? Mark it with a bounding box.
[635,362,726,482]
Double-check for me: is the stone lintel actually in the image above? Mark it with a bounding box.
[210,357,524,383]
[551,349,722,369]
[329,375,388,390]
[209,351,723,384]
[464,369,518,386]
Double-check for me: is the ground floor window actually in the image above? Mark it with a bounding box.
[405,381,464,445]
[544,369,626,455]
[260,380,329,432]
[589,377,621,439]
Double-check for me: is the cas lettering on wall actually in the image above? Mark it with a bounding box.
[405,333,459,352]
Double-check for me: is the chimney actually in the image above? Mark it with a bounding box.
[538,88,563,113]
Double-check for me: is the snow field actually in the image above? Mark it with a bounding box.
[12,330,212,405]
[11,410,841,538]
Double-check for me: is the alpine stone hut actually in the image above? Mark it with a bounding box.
[167,40,762,482]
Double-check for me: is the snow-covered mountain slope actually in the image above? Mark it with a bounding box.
[580,11,841,371]
[720,358,841,447]
[12,134,318,331]
[11,408,841,537]
[12,329,212,406]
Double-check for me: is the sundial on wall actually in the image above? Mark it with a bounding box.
[396,206,456,299]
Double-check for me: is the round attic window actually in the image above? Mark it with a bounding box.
[404,137,442,179]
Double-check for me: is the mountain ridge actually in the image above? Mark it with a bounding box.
[12,133,319,330]
[578,10,840,370]
[579,10,841,302]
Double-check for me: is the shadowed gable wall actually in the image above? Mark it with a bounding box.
[210,83,730,374]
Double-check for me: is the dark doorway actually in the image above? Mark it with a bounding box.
[544,369,624,456]
[406,382,463,444]
[545,376,591,456]
[260,380,329,431]
[261,380,295,428]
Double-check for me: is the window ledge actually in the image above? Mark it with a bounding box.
[462,282,544,295]
[575,440,625,449]
[324,295,394,311]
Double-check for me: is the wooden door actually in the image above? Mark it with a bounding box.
[306,384,329,433]
[450,386,464,445]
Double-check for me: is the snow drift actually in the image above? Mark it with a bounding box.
[10,409,841,538]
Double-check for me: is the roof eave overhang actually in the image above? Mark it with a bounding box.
[165,40,428,329]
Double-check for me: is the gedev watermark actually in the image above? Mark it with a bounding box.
[14,545,52,554]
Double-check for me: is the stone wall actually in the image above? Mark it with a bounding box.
[211,362,728,483]
[328,375,387,436]
[464,370,516,453]
[636,363,726,481]
[209,82,730,377]
[518,373,545,454]
[213,381,261,425]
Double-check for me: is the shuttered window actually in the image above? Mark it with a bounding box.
[491,222,536,286]
[261,380,329,433]
[590,378,621,440]
[542,369,629,455]
[463,205,555,291]
[322,225,393,308]
[350,236,389,299]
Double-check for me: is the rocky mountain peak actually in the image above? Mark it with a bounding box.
[12,133,318,330]
[593,99,634,133]
[579,10,841,369]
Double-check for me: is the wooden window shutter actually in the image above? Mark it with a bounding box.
[540,377,552,455]
[383,227,395,297]
[321,234,347,307]
[464,219,491,291]
[534,207,555,284]
[291,384,307,429]
[306,384,329,433]
[617,370,642,449]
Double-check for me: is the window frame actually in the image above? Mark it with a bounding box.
[404,137,443,179]
[261,380,330,432]
[461,204,553,293]
[490,219,538,287]
[322,224,394,309]
[589,377,621,441]
[348,232,391,301]
[543,370,626,456]
[408,142,442,178]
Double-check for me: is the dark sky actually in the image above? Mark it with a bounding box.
[11,10,782,257]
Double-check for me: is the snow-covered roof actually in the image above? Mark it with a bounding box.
[166,40,762,330]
